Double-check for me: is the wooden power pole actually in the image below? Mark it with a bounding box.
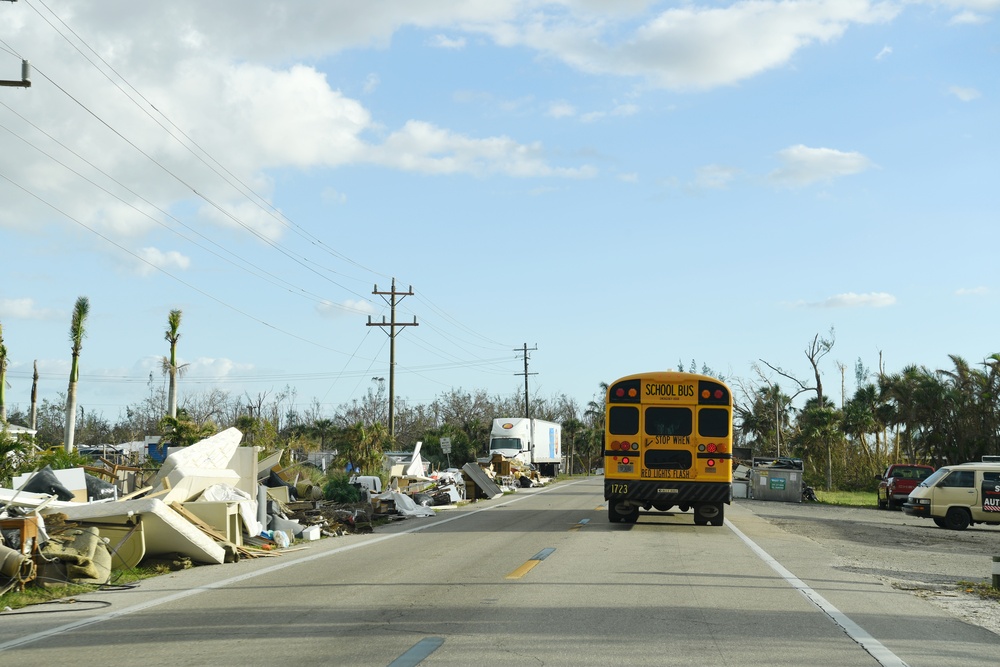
[515,343,538,419]
[367,278,417,438]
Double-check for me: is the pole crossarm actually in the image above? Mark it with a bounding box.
[0,60,31,88]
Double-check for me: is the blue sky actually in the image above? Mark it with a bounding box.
[0,1,997,423]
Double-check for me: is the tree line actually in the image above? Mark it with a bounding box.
[736,345,1000,490]
[3,305,1000,492]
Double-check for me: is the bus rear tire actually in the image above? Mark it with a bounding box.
[695,503,724,527]
[609,502,638,524]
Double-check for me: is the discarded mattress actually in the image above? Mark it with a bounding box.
[150,427,243,503]
[51,497,226,565]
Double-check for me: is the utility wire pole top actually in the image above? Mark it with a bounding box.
[0,60,31,88]
[365,278,418,439]
[515,343,538,419]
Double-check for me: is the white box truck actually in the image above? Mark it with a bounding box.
[488,418,561,476]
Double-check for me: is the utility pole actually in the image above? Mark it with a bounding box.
[1,3,30,89]
[515,343,537,419]
[367,278,417,439]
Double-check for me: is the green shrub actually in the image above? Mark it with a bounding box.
[323,471,361,503]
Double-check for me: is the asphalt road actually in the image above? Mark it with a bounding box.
[2,478,998,666]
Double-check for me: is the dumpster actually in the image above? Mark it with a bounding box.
[750,457,804,502]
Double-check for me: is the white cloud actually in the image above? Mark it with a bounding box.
[363,73,381,94]
[948,85,982,101]
[804,292,897,308]
[875,45,892,60]
[768,145,874,187]
[368,120,597,178]
[187,356,254,379]
[490,1,901,90]
[547,101,577,119]
[694,164,740,190]
[955,286,989,296]
[317,299,375,318]
[0,298,59,320]
[949,10,991,25]
[134,247,192,276]
[430,34,467,49]
[618,172,639,182]
[321,187,348,204]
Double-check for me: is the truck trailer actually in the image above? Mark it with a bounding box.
[488,418,562,477]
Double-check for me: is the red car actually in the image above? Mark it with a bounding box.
[876,464,935,510]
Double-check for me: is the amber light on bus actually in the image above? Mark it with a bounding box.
[612,440,638,451]
[614,386,639,399]
[701,388,725,400]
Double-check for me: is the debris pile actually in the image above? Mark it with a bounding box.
[0,429,546,596]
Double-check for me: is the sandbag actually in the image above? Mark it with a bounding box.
[21,466,75,501]
[84,473,117,501]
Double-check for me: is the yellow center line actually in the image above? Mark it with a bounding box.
[504,548,555,580]
[505,560,541,579]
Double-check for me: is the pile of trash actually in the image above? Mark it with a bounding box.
[0,429,542,596]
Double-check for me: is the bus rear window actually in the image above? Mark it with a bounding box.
[608,406,639,435]
[644,407,692,437]
[645,450,692,469]
[698,408,730,438]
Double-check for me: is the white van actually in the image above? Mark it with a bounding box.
[902,461,1000,530]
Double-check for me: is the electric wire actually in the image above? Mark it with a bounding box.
[3,6,528,403]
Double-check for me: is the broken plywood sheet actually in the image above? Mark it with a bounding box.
[461,463,503,499]
[53,497,226,565]
[0,488,77,511]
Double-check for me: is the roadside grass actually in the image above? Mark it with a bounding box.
[958,580,1000,602]
[2,566,161,611]
[814,489,878,508]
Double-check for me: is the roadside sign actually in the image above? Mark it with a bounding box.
[440,437,452,454]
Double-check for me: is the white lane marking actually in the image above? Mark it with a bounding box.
[0,480,584,652]
[726,519,909,667]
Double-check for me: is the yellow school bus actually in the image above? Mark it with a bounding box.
[604,371,733,525]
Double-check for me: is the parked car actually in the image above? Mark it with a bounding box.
[903,460,1000,530]
[876,463,935,510]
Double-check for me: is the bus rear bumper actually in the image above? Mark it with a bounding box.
[604,479,731,505]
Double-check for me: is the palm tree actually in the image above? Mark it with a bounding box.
[842,383,881,468]
[28,360,39,430]
[161,309,187,419]
[64,296,90,453]
[0,322,7,423]
[795,402,842,490]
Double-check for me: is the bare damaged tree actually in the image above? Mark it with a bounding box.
[758,328,835,409]
[759,328,837,488]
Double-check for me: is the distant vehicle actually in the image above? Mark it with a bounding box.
[487,418,561,477]
[594,468,604,476]
[78,445,125,463]
[876,464,935,510]
[603,371,733,525]
[903,460,1000,530]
